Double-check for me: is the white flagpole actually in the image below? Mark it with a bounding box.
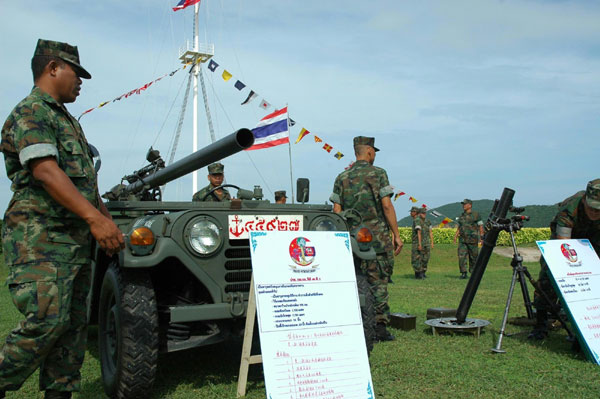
[192,2,200,196]
[286,104,295,203]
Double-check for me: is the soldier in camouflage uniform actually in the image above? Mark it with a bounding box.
[453,199,483,279]
[410,207,423,279]
[192,162,232,202]
[330,136,403,342]
[529,179,600,340]
[418,208,434,278]
[274,190,287,204]
[0,40,124,399]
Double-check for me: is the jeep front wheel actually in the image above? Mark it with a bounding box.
[98,263,159,398]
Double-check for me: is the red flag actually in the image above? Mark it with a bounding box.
[323,143,333,153]
[173,0,201,11]
[409,196,418,203]
[421,204,427,208]
[393,192,405,201]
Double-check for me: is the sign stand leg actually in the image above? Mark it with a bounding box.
[237,275,262,397]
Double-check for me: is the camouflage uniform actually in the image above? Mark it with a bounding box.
[0,70,97,393]
[456,209,482,273]
[420,213,432,273]
[410,211,422,273]
[192,162,231,202]
[532,181,600,335]
[192,184,231,202]
[330,160,395,325]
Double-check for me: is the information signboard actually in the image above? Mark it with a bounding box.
[537,239,600,364]
[250,231,375,399]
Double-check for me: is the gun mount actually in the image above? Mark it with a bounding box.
[103,128,254,201]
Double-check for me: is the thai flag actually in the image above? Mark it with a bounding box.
[247,107,289,150]
[173,0,201,12]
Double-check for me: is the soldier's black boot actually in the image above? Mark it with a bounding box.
[414,271,420,279]
[460,272,467,279]
[422,272,427,279]
[528,310,549,340]
[375,323,395,342]
[44,390,72,399]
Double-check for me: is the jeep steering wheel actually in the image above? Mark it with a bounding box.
[202,184,241,201]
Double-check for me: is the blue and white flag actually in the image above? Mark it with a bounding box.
[247,107,289,151]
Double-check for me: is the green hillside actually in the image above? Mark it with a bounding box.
[398,200,558,228]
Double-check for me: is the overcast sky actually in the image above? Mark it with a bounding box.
[1,0,598,217]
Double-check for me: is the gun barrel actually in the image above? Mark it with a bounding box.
[455,187,515,324]
[124,128,254,195]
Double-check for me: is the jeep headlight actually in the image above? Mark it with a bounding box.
[311,217,338,231]
[188,219,222,255]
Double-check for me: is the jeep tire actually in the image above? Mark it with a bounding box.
[98,263,159,398]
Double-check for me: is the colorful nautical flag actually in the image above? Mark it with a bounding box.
[259,99,270,109]
[430,210,442,218]
[234,80,246,90]
[323,144,333,153]
[295,128,310,144]
[222,70,232,81]
[172,0,201,12]
[422,204,428,209]
[334,151,344,160]
[439,217,453,228]
[247,107,289,151]
[314,136,322,143]
[393,192,405,201]
[409,196,418,203]
[208,60,218,72]
[241,90,258,105]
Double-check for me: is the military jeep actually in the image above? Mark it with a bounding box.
[89,129,376,398]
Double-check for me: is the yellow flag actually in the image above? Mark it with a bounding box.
[295,128,310,144]
[222,70,232,81]
[314,135,323,143]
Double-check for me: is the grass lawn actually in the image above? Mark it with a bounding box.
[0,244,598,398]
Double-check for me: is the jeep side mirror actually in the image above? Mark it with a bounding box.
[89,143,101,173]
[296,178,309,204]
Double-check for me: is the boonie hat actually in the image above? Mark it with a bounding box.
[409,206,419,213]
[208,162,224,174]
[353,136,380,152]
[585,179,600,210]
[461,199,473,205]
[34,39,91,79]
[274,190,287,200]
[418,208,427,214]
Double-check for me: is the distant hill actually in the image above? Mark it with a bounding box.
[397,199,558,228]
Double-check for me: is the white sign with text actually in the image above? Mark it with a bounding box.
[537,239,600,364]
[250,231,375,399]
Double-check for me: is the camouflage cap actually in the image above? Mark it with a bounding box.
[461,199,473,205]
[274,190,288,200]
[418,208,427,214]
[409,206,419,213]
[353,136,380,152]
[207,162,224,174]
[34,39,91,79]
[585,178,600,210]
